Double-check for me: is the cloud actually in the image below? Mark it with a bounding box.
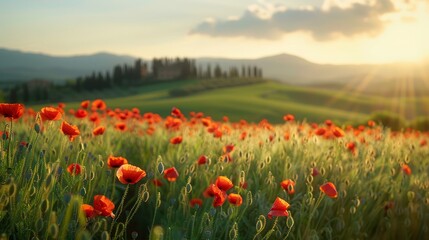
[190,0,396,41]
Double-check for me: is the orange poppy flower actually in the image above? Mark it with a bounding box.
[107,155,128,168]
[268,197,290,219]
[280,179,296,195]
[61,121,80,141]
[115,122,127,131]
[91,99,106,111]
[368,120,376,127]
[402,164,411,175]
[170,136,183,144]
[190,198,203,208]
[320,182,338,198]
[40,107,62,121]
[67,163,82,175]
[228,193,243,206]
[215,176,233,192]
[164,167,179,182]
[0,103,24,120]
[93,126,106,136]
[116,164,146,184]
[74,109,88,119]
[81,204,96,218]
[93,195,115,218]
[81,100,90,109]
[197,155,208,165]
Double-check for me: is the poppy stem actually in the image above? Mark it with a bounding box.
[303,192,324,238]
[110,184,129,235]
[7,120,13,170]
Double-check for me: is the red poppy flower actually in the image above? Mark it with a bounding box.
[203,184,223,198]
[240,131,247,140]
[81,100,90,109]
[91,99,106,111]
[93,195,115,218]
[164,167,179,182]
[325,120,333,127]
[116,164,146,184]
[368,120,376,127]
[283,114,295,122]
[0,103,24,120]
[228,193,243,206]
[170,136,183,144]
[332,127,345,138]
[61,121,80,141]
[107,155,128,168]
[239,181,248,189]
[74,109,88,119]
[40,107,62,121]
[197,155,208,165]
[315,128,326,136]
[223,144,235,154]
[280,179,296,195]
[215,176,233,192]
[81,204,96,218]
[402,164,411,175]
[213,192,227,207]
[171,107,183,118]
[320,182,338,198]
[152,179,163,187]
[93,126,106,136]
[268,197,290,219]
[115,122,127,131]
[311,167,319,177]
[58,102,66,109]
[67,163,82,175]
[190,198,203,208]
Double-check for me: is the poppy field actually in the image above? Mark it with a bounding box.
[0,101,428,239]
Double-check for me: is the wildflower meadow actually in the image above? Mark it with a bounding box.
[0,101,428,239]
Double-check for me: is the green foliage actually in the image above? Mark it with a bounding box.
[409,117,429,131]
[369,111,406,131]
[0,106,428,239]
[169,78,266,97]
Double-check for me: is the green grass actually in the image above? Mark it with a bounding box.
[31,79,429,124]
[1,108,428,239]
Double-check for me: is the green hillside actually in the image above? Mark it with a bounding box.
[30,79,429,124]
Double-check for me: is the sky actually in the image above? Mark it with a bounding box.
[0,0,428,64]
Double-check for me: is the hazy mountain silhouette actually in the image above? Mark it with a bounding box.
[0,48,427,85]
[0,48,135,82]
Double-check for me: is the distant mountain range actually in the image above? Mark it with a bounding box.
[0,48,428,86]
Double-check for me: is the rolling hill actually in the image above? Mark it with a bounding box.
[28,79,429,124]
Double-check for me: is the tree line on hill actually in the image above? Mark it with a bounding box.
[3,57,263,103]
